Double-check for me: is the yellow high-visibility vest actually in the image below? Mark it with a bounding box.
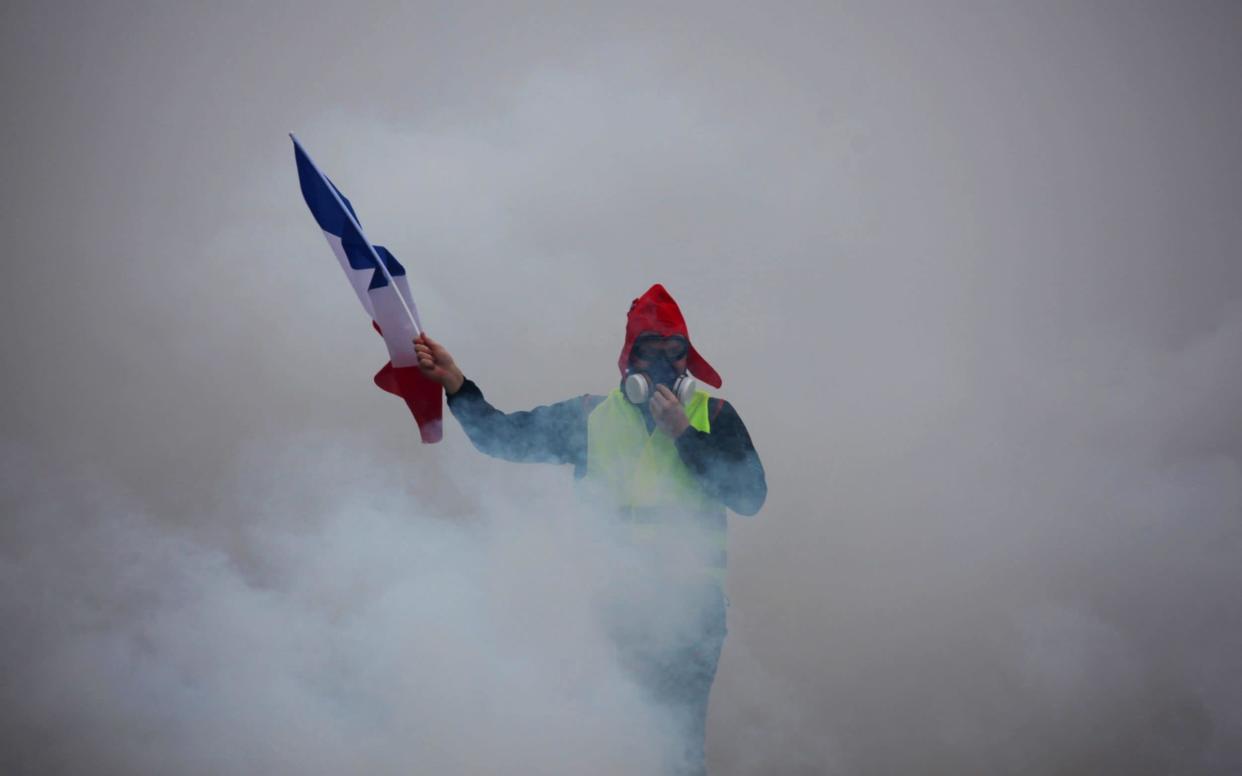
[582,389,727,579]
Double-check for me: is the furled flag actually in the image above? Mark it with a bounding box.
[291,135,443,443]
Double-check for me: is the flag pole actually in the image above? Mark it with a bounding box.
[290,134,422,338]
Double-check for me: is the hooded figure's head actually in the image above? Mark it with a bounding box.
[617,285,722,403]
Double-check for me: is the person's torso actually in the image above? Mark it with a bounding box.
[581,389,726,581]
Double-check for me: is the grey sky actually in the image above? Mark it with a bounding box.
[3,1,1241,773]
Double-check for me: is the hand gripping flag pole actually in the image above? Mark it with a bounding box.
[291,134,443,443]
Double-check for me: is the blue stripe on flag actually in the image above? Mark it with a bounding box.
[294,143,360,236]
[368,246,406,290]
[339,230,406,290]
[294,138,405,290]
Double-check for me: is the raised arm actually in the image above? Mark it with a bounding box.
[415,334,596,468]
[414,333,466,395]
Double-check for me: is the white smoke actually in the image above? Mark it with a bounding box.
[0,437,689,775]
[3,2,1242,774]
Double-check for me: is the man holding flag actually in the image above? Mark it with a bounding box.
[294,138,765,774]
[415,284,766,775]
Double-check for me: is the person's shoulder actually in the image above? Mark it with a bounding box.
[707,396,754,431]
[578,393,607,415]
[708,396,727,421]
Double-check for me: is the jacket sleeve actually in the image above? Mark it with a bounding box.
[446,378,596,471]
[674,400,768,516]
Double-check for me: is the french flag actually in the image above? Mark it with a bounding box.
[292,135,443,443]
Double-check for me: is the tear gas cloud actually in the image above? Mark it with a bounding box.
[1,438,689,775]
[2,1,1241,774]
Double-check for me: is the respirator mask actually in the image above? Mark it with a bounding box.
[622,336,698,406]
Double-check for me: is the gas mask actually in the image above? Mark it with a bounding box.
[623,354,699,406]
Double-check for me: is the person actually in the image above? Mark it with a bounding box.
[414,283,766,775]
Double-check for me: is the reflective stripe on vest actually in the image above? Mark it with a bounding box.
[582,389,726,579]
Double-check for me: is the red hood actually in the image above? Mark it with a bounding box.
[617,284,722,388]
